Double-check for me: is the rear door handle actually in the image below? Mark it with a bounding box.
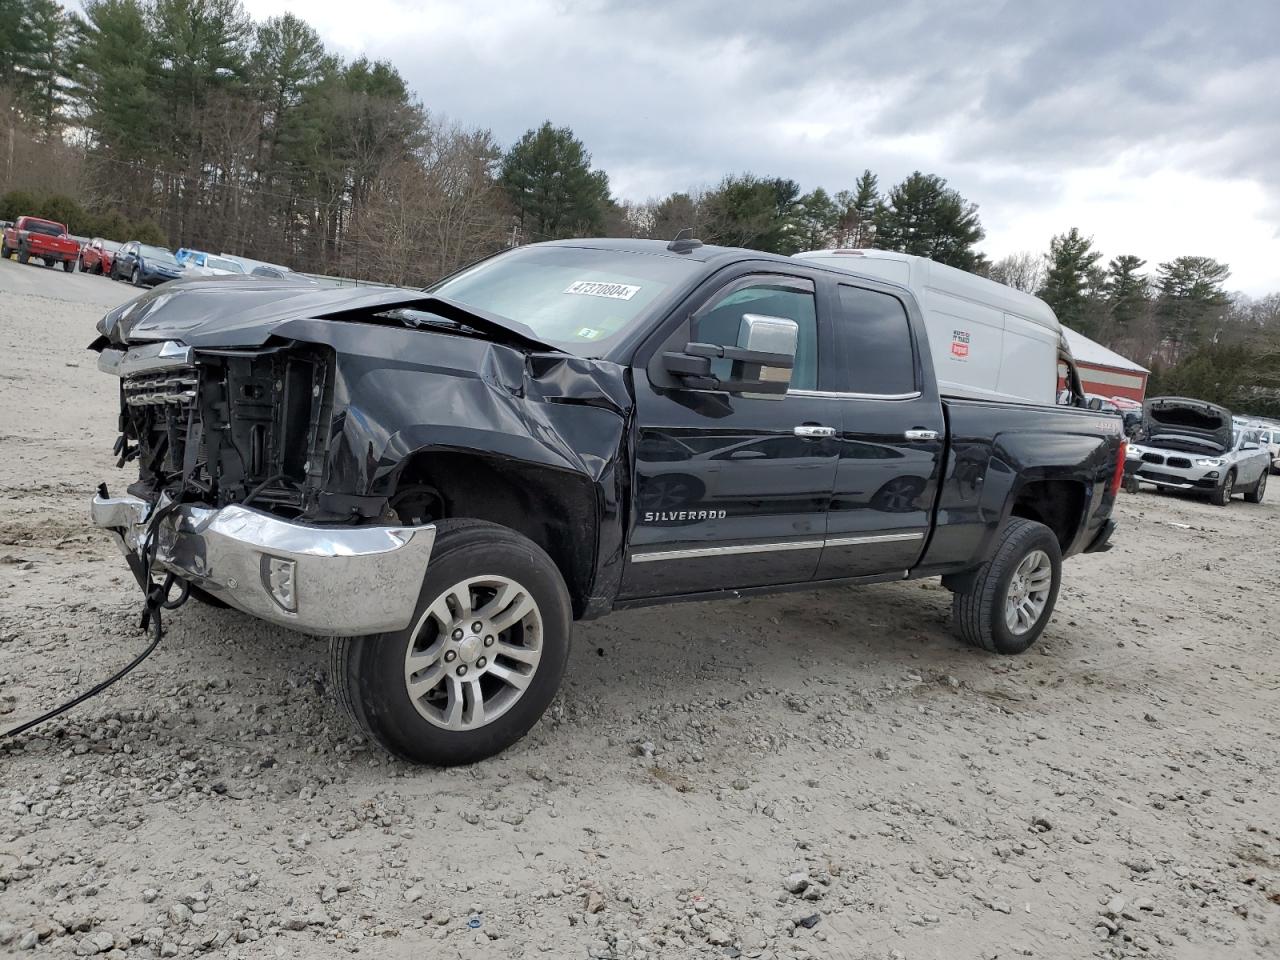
[904,429,939,441]
[794,425,835,438]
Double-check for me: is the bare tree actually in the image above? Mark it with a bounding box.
[989,250,1046,293]
[348,120,509,286]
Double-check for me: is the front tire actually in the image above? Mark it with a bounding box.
[17,248,29,265]
[330,519,572,766]
[1211,470,1234,507]
[0,242,9,259]
[951,517,1062,655]
[1244,468,1267,504]
[131,266,141,286]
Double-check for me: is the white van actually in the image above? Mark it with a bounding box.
[793,249,1065,406]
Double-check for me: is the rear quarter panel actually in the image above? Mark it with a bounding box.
[919,399,1123,573]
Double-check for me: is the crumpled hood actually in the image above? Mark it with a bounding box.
[93,275,560,352]
[1142,396,1234,453]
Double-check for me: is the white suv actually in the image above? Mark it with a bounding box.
[1127,399,1269,506]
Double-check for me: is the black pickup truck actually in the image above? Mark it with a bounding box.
[89,239,1125,765]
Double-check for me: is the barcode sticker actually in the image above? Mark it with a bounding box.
[563,280,640,301]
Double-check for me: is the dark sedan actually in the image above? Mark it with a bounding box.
[110,242,185,286]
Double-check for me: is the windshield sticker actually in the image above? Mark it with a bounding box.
[563,280,640,301]
[576,327,605,340]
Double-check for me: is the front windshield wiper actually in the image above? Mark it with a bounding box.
[383,309,498,340]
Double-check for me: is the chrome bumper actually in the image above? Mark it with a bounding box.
[90,494,435,636]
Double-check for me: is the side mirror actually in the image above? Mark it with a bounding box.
[662,314,798,399]
[1086,397,1104,411]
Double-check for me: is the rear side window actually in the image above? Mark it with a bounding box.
[832,284,916,395]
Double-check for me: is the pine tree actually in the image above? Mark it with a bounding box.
[872,171,985,271]
[794,186,839,250]
[1155,256,1230,358]
[5,0,72,135]
[1106,255,1148,333]
[834,169,878,247]
[70,0,164,161]
[500,121,611,241]
[1039,228,1102,332]
[698,174,803,253]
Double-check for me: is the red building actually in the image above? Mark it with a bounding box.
[1062,327,1149,402]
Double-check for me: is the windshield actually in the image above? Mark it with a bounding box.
[426,246,699,355]
[140,245,179,266]
[26,221,65,237]
[206,256,244,272]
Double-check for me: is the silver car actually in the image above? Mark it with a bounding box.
[1126,397,1269,506]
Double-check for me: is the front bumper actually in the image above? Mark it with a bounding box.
[91,494,436,636]
[1130,465,1219,490]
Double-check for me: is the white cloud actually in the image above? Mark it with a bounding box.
[240,0,1280,295]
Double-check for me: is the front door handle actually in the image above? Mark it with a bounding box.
[904,429,939,441]
[794,425,835,438]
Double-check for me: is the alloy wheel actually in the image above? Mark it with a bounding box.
[1004,549,1053,636]
[402,575,543,731]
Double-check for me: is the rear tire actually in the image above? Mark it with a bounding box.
[1122,475,1140,494]
[951,517,1062,655]
[63,258,74,272]
[330,519,572,766]
[0,242,9,259]
[1244,468,1267,504]
[1211,471,1234,507]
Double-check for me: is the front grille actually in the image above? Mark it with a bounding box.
[1139,469,1211,487]
[1141,452,1165,464]
[121,365,200,479]
[116,344,331,515]
[1167,457,1192,469]
[123,368,198,407]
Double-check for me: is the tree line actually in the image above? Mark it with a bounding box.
[2,0,1277,414]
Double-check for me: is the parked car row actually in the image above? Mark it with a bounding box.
[4,214,303,288]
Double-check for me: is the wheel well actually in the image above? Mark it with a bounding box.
[389,451,597,618]
[1010,478,1085,551]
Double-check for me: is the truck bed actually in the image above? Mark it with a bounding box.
[918,397,1124,576]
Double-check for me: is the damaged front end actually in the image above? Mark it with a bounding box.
[99,339,332,515]
[88,279,632,635]
[92,336,438,635]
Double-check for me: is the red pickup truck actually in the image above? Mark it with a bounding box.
[1,216,81,271]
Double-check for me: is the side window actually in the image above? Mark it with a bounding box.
[691,277,818,391]
[832,284,916,395]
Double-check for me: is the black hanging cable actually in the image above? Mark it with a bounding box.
[1,583,167,739]
[2,392,204,741]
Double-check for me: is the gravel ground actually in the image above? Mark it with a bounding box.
[1,257,1277,959]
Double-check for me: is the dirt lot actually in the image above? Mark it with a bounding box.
[1,257,1277,960]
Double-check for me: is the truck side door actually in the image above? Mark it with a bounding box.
[619,271,840,600]
[814,280,946,579]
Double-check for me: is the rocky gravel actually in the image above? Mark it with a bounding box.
[1,259,1278,958]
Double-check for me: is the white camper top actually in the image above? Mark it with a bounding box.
[793,249,1063,405]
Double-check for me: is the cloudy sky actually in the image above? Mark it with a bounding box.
[240,0,1280,295]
